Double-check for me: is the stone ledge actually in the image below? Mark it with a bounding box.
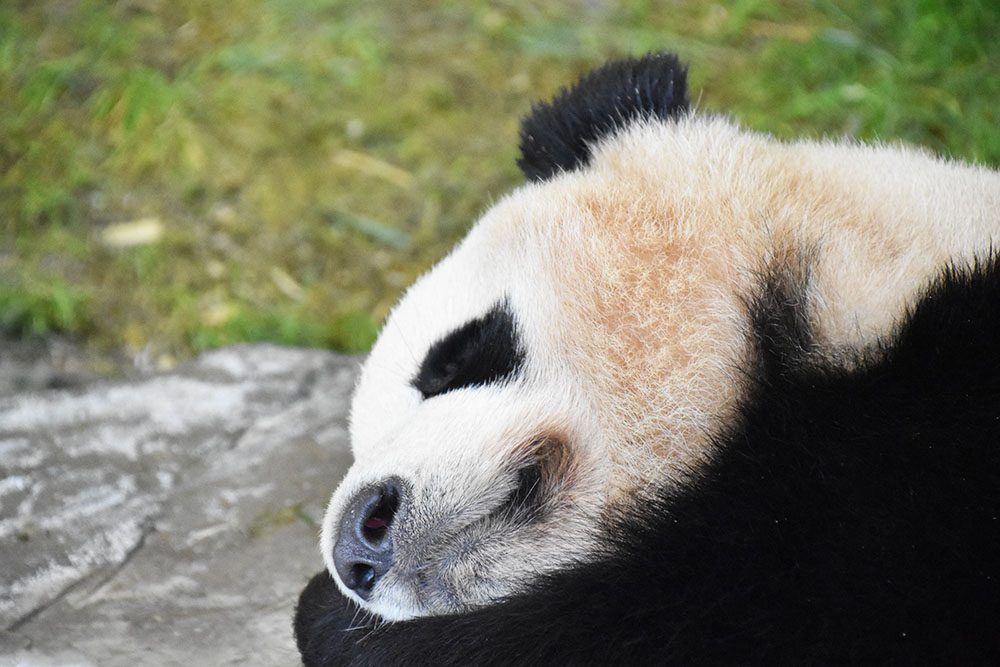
[0,344,356,666]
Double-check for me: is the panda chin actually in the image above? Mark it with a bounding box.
[357,586,423,623]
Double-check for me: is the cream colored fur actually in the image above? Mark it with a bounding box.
[321,114,1000,621]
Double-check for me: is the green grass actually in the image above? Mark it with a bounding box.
[2,0,998,362]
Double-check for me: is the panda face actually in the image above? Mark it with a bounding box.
[320,188,611,620]
[315,53,1000,624]
[319,114,780,617]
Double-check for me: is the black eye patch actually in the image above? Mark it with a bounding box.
[411,301,525,399]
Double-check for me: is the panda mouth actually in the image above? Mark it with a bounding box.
[403,463,550,613]
[368,439,573,615]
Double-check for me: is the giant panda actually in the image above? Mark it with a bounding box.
[295,52,1000,665]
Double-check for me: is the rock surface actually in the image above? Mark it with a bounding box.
[0,344,357,666]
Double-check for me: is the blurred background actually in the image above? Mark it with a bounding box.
[2,0,998,375]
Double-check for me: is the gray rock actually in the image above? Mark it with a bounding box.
[0,344,357,666]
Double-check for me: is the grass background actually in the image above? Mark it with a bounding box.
[2,0,998,370]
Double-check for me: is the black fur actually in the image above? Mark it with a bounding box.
[297,258,1000,666]
[517,52,689,182]
[412,301,525,399]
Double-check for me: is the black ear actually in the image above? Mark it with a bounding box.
[517,52,689,183]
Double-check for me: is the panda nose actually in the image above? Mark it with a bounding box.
[332,481,401,600]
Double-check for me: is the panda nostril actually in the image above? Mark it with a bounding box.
[349,564,377,593]
[360,483,399,546]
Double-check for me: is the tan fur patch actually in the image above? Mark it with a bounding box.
[505,117,1000,495]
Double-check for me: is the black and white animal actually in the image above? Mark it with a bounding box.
[296,53,1000,665]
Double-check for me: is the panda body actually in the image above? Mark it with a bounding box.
[296,54,1000,665]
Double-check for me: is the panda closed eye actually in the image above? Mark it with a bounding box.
[411,300,525,399]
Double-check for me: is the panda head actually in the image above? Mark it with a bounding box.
[319,53,747,621]
[298,47,1000,667]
